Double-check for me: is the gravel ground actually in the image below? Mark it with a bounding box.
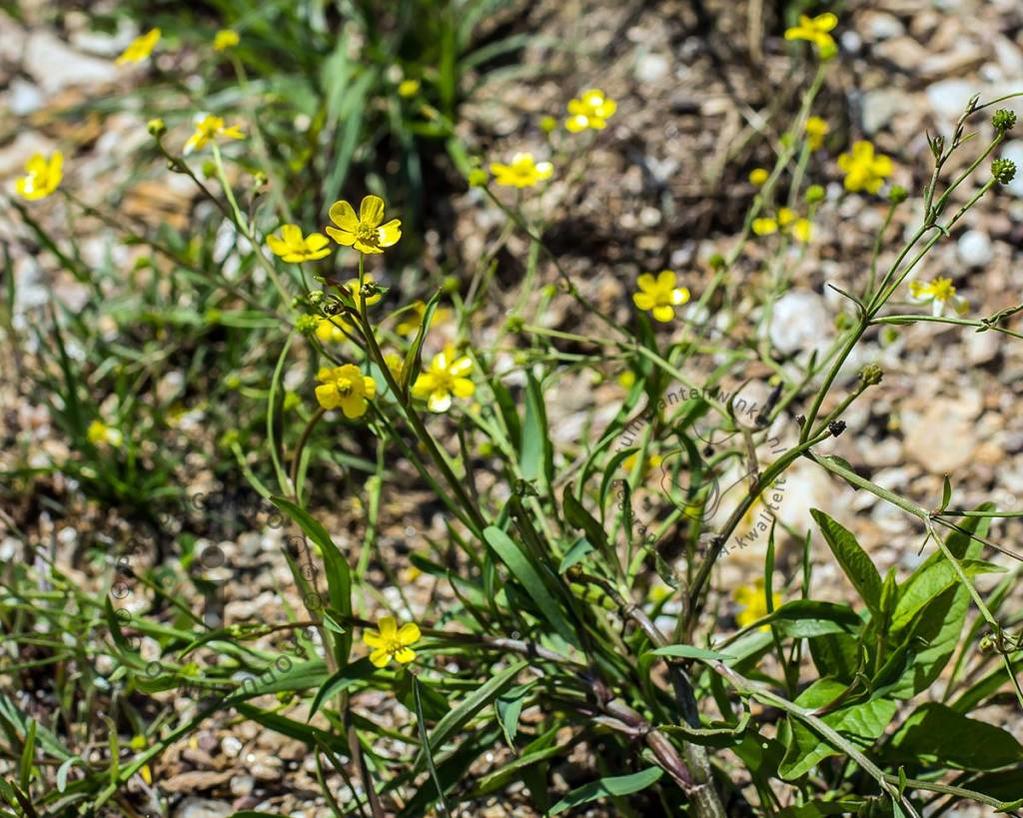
[2,1,1023,815]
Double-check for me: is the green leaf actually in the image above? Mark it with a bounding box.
[483,526,578,646]
[415,660,527,772]
[550,767,664,815]
[779,680,896,780]
[649,645,735,662]
[557,537,594,573]
[885,702,1023,770]
[562,490,610,561]
[520,372,553,488]
[271,497,353,663]
[811,509,882,615]
[891,558,1002,632]
[757,600,862,638]
[307,658,376,720]
[496,682,534,746]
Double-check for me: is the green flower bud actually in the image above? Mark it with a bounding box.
[887,185,908,204]
[709,253,727,271]
[539,115,557,134]
[224,372,242,390]
[467,168,489,188]
[204,308,222,325]
[295,314,319,335]
[442,275,460,294]
[805,184,826,204]
[993,108,1017,133]
[505,315,524,333]
[992,157,1016,184]
[147,117,167,137]
[859,363,883,387]
[541,283,557,299]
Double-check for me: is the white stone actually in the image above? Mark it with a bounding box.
[863,88,907,135]
[9,78,43,115]
[635,53,670,84]
[24,31,118,93]
[956,229,993,268]
[174,797,232,818]
[1000,140,1023,197]
[926,79,977,122]
[903,398,977,473]
[768,290,830,355]
[863,11,904,40]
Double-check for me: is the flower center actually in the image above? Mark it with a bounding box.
[335,377,354,397]
[356,223,379,247]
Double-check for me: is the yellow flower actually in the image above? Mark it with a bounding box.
[314,364,376,418]
[805,116,829,151]
[116,28,160,65]
[565,88,617,133]
[784,13,838,59]
[411,344,475,413]
[540,115,558,133]
[266,224,331,263]
[183,113,245,155]
[395,300,450,337]
[621,452,663,476]
[909,276,967,317]
[397,78,420,97]
[87,420,123,447]
[364,616,421,668]
[633,270,690,322]
[837,140,893,194]
[792,218,813,243]
[749,167,769,186]
[314,316,351,344]
[325,195,402,255]
[752,217,778,236]
[213,29,240,51]
[777,207,796,228]
[15,151,63,201]
[489,153,554,188]
[344,274,383,309]
[618,370,637,389]
[384,352,405,381]
[733,579,780,630]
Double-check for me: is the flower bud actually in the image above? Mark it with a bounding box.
[804,184,825,204]
[147,118,167,137]
[295,314,319,335]
[467,168,489,188]
[887,185,908,204]
[859,363,883,387]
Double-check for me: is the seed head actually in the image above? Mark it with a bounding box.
[992,158,1016,185]
[993,108,1017,133]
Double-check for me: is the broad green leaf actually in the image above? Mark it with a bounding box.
[808,632,861,684]
[885,702,1023,770]
[891,558,1003,632]
[779,680,896,780]
[756,600,862,639]
[550,767,664,815]
[811,509,882,615]
[483,526,578,646]
[887,510,993,697]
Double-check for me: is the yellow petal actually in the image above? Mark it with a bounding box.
[452,378,475,398]
[315,383,339,409]
[329,200,359,231]
[397,622,421,645]
[633,292,656,311]
[281,224,302,245]
[305,233,330,251]
[377,218,402,247]
[359,194,386,228]
[636,273,657,291]
[814,12,838,31]
[377,616,398,639]
[339,395,367,419]
[369,648,391,667]
[427,391,452,413]
[364,630,386,648]
[393,647,416,664]
[652,305,675,322]
[656,270,676,289]
[325,226,356,246]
